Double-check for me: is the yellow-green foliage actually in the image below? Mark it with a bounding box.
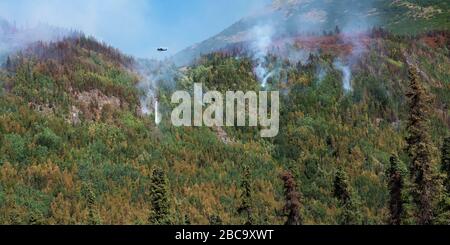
[0,32,449,225]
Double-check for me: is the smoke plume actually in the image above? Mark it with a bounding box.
[250,24,274,88]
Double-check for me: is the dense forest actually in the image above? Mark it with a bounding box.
[0,24,449,224]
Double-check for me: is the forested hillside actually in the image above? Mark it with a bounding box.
[0,24,449,224]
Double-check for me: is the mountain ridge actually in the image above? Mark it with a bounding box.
[172,0,450,66]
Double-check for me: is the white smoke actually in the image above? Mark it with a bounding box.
[250,24,274,87]
[332,32,369,92]
[136,59,180,125]
[135,59,161,124]
[0,18,73,59]
[333,59,352,92]
[316,65,327,84]
[137,72,158,116]
[250,0,378,91]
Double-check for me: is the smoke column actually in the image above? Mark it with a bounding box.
[250,24,274,87]
[333,59,352,92]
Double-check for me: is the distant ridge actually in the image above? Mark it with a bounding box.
[172,0,449,66]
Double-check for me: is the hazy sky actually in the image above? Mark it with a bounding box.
[0,0,271,59]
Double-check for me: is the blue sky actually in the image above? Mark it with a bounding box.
[0,0,271,59]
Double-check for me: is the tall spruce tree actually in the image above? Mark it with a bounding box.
[280,171,302,225]
[333,166,362,225]
[5,56,12,71]
[334,166,351,204]
[238,165,254,225]
[184,214,191,225]
[149,167,172,225]
[405,65,436,225]
[85,184,101,225]
[435,137,450,224]
[335,25,341,35]
[388,155,404,225]
[442,137,450,193]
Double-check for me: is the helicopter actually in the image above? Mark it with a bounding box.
[157,47,168,52]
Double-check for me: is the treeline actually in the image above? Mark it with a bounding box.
[6,34,134,70]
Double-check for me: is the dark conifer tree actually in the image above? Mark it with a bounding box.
[85,184,101,225]
[149,167,172,225]
[388,155,404,225]
[333,166,362,225]
[5,56,12,71]
[435,137,450,224]
[238,165,254,225]
[405,65,436,225]
[335,25,341,35]
[281,171,302,225]
[334,166,351,204]
[184,214,191,225]
[442,137,450,193]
